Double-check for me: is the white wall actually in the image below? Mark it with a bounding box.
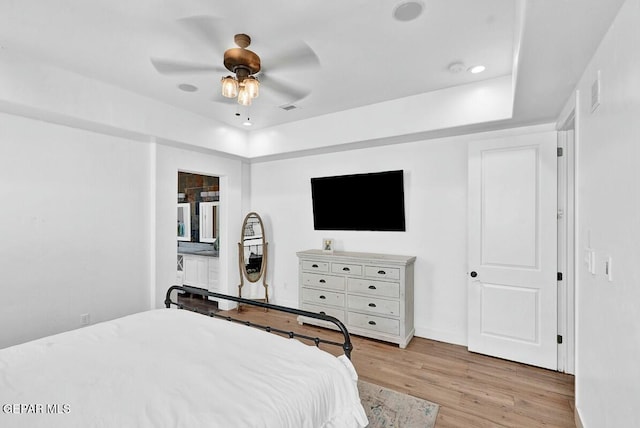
[250,123,555,345]
[565,0,640,425]
[0,111,250,348]
[248,75,514,158]
[154,145,246,309]
[0,112,152,348]
[0,49,249,156]
[0,47,254,316]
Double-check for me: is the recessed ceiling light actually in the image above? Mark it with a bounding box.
[392,1,424,22]
[469,65,486,74]
[177,83,198,92]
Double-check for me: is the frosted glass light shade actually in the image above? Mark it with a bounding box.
[244,77,259,98]
[237,86,252,106]
[221,76,238,98]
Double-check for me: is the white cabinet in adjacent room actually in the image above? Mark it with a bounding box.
[182,254,219,291]
[208,256,220,291]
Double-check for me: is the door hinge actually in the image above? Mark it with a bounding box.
[557,272,563,281]
[557,335,563,344]
[557,147,564,157]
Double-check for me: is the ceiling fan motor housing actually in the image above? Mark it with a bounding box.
[224,33,261,78]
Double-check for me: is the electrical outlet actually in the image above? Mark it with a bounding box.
[80,313,90,326]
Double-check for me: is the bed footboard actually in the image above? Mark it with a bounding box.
[165,285,353,359]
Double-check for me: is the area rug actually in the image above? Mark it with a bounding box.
[358,380,439,428]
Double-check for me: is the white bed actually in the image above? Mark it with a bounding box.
[0,307,368,427]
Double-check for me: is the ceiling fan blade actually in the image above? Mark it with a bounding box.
[177,15,229,54]
[264,41,320,72]
[210,91,235,104]
[260,73,311,103]
[150,57,225,75]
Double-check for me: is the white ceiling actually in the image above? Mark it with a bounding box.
[0,0,624,133]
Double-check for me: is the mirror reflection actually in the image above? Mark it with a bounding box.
[238,212,269,307]
[242,214,264,281]
[177,203,191,241]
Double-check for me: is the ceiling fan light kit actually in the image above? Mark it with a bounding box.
[149,16,320,124]
[221,76,239,97]
[243,76,259,98]
[219,33,261,106]
[237,85,253,106]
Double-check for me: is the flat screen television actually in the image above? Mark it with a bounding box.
[311,170,406,231]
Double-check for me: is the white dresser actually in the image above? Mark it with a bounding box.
[297,249,416,348]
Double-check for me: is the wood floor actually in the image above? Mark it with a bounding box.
[192,299,575,428]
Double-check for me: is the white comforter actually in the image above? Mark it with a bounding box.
[0,309,368,428]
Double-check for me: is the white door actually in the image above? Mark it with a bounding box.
[468,132,558,370]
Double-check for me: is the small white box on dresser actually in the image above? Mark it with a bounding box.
[296,249,416,348]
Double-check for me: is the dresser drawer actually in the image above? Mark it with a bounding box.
[301,260,329,273]
[301,272,345,291]
[331,262,363,276]
[364,265,400,280]
[302,288,345,307]
[348,312,400,336]
[347,278,400,298]
[348,295,400,317]
[302,303,345,323]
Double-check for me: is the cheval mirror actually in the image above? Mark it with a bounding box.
[237,212,268,310]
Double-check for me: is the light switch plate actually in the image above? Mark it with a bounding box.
[585,248,596,275]
[591,70,601,112]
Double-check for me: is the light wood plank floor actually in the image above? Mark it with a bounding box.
[211,304,575,428]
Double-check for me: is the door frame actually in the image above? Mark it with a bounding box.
[467,131,559,369]
[557,111,576,374]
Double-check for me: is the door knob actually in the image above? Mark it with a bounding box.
[470,271,478,278]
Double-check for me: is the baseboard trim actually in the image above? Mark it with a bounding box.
[273,299,298,310]
[575,407,584,428]
[414,326,467,347]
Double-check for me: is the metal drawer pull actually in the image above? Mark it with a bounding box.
[319,279,326,283]
[319,295,326,299]
[377,270,386,275]
[342,267,350,271]
[368,285,377,290]
[312,264,319,268]
[368,303,377,308]
[368,321,377,325]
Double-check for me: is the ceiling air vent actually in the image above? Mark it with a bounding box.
[280,104,297,111]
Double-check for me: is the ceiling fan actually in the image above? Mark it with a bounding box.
[150,16,320,106]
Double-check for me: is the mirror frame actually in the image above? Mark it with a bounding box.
[239,212,266,283]
[199,201,219,244]
[177,203,191,242]
[237,212,269,309]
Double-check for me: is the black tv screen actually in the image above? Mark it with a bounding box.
[311,170,406,231]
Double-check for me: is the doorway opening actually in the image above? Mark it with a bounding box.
[557,113,576,374]
[176,171,221,303]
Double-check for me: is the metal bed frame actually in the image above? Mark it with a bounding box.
[165,285,353,359]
